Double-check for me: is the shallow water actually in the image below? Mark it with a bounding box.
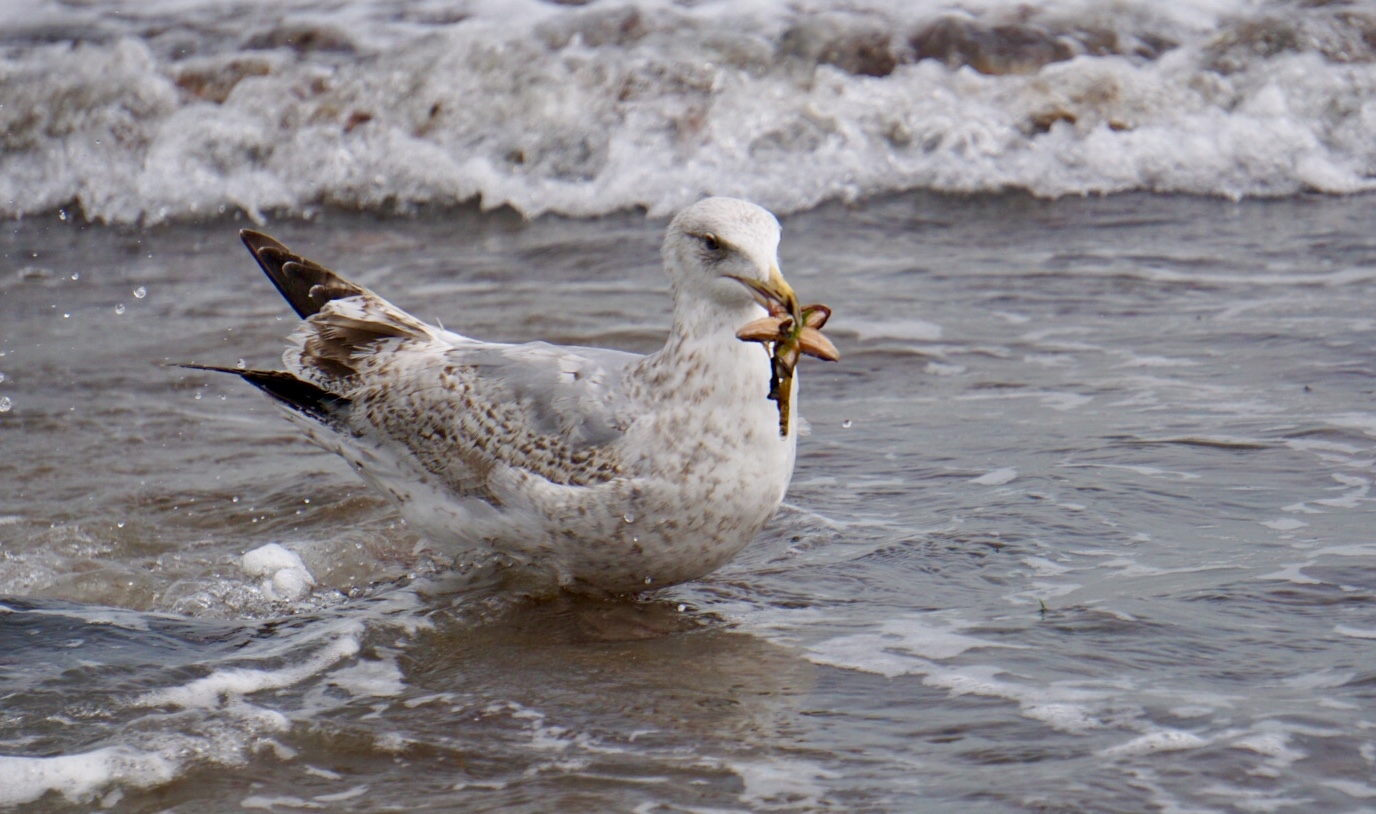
[4,192,1376,811]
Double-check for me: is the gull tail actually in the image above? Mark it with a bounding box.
[182,231,435,416]
[179,364,350,422]
[239,230,434,380]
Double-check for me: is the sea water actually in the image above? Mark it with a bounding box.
[4,1,1376,812]
[4,0,1376,224]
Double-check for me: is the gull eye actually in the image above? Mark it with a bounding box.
[700,232,721,252]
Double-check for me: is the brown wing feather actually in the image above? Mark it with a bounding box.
[240,230,364,319]
[239,230,433,385]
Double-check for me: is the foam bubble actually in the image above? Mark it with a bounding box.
[241,543,317,602]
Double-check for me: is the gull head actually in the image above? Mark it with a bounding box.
[663,197,800,327]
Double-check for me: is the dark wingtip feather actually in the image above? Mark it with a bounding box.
[178,364,350,422]
[238,230,363,319]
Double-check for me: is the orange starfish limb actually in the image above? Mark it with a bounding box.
[733,298,840,436]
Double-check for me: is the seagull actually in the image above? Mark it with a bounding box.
[190,197,835,594]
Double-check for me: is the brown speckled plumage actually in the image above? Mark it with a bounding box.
[204,198,816,594]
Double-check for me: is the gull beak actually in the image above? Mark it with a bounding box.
[729,264,802,324]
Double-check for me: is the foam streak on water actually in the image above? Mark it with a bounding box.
[4,0,1376,224]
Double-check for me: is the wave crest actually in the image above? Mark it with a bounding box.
[3,0,1375,223]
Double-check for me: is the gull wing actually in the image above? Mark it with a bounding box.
[226,231,640,498]
[323,332,639,495]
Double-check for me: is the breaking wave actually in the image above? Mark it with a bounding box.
[4,0,1376,223]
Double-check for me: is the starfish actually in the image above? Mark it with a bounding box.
[730,273,839,436]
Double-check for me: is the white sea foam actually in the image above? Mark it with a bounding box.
[1323,779,1376,799]
[135,631,360,709]
[1312,474,1371,509]
[313,785,370,803]
[1060,461,1201,481]
[806,614,1013,677]
[1260,517,1308,532]
[1230,732,1306,766]
[3,0,1375,224]
[241,542,317,602]
[1258,562,1321,585]
[1311,543,1376,558]
[0,747,177,807]
[732,757,839,808]
[970,466,1018,485]
[0,610,416,805]
[848,318,944,343]
[804,617,1124,734]
[1101,729,1211,757]
[0,619,378,805]
[0,602,154,631]
[240,794,321,810]
[326,656,405,698]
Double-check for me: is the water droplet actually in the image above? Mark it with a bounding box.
[0,372,6,384]
[133,286,147,299]
[116,521,125,528]
[0,397,11,412]
[303,498,311,504]
[623,512,636,523]
[70,272,79,281]
[231,496,240,503]
[62,313,70,319]
[193,391,203,400]
[58,210,67,221]
[842,419,853,428]
[631,535,639,543]
[235,359,247,370]
[677,604,686,612]
[643,576,652,585]
[114,303,126,315]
